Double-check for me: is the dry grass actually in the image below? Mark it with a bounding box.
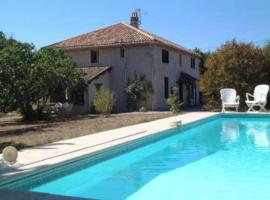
[0,112,175,152]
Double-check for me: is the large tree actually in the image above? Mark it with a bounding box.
[0,33,86,120]
[193,48,211,74]
[263,41,270,63]
[200,40,269,109]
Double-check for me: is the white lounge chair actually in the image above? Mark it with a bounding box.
[220,88,240,112]
[246,84,269,112]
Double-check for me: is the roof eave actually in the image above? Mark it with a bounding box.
[85,66,112,83]
[51,41,156,50]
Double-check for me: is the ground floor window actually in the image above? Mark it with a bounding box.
[185,84,196,105]
[164,77,169,99]
[179,83,183,102]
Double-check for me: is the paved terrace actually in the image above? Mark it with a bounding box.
[0,112,218,181]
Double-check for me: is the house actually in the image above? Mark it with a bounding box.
[49,12,201,113]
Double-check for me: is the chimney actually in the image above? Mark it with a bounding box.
[130,11,139,28]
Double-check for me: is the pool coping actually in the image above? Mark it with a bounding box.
[0,112,219,181]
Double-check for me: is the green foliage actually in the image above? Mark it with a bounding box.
[200,40,269,110]
[0,33,86,120]
[194,48,211,74]
[0,42,36,117]
[35,48,87,103]
[166,87,183,113]
[0,32,17,50]
[125,75,152,111]
[263,41,270,63]
[94,88,116,116]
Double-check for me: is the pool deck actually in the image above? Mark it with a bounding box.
[0,112,218,181]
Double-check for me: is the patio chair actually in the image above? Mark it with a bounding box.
[246,84,269,112]
[220,88,240,112]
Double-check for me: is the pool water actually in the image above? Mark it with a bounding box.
[2,115,270,200]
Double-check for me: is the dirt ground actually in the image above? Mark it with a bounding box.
[0,112,175,152]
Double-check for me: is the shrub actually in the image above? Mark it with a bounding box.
[166,87,183,113]
[125,75,152,111]
[94,88,116,116]
[139,106,147,112]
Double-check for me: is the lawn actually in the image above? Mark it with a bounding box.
[0,112,175,152]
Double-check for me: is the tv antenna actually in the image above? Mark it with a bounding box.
[135,8,148,25]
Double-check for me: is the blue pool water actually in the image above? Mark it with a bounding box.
[2,114,270,200]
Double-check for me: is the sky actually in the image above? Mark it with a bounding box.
[1,0,270,51]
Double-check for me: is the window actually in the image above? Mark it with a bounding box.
[91,50,99,63]
[162,49,169,63]
[95,83,102,91]
[179,54,182,66]
[191,57,195,68]
[120,47,125,58]
[164,77,169,99]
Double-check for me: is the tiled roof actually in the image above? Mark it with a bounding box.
[49,23,199,57]
[82,66,111,82]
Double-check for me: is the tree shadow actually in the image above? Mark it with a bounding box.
[0,142,33,152]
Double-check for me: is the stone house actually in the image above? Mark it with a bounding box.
[49,12,201,113]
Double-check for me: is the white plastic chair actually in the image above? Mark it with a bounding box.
[246,84,269,112]
[220,88,240,112]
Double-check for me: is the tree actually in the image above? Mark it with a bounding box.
[200,40,268,109]
[0,42,36,115]
[263,41,270,64]
[194,48,211,74]
[0,32,17,50]
[0,34,86,120]
[35,48,86,108]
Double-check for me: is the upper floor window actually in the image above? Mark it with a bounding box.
[191,57,195,68]
[179,54,183,66]
[91,50,99,63]
[162,49,169,63]
[120,47,125,58]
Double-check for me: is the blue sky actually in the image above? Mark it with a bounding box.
[1,0,269,51]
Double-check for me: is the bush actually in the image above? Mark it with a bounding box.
[139,106,147,112]
[94,88,116,116]
[166,87,183,113]
[125,75,152,111]
[0,112,4,118]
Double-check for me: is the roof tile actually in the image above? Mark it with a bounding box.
[50,23,199,57]
[82,66,111,82]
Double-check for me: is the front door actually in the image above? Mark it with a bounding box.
[179,83,183,102]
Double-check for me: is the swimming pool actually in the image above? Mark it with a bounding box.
[1,114,270,200]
